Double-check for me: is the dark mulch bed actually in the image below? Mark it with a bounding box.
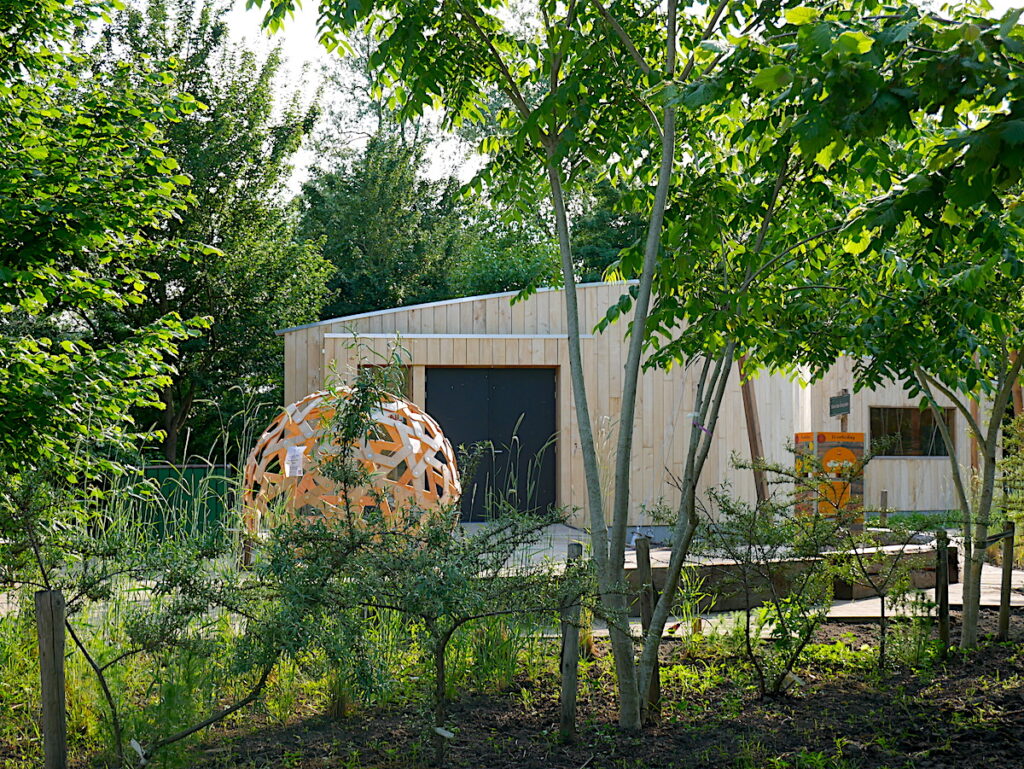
[186,608,1024,769]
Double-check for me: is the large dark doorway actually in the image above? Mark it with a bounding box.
[426,368,557,522]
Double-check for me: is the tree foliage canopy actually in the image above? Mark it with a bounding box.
[89,0,331,461]
[0,0,199,477]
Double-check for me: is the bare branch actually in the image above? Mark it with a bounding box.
[677,0,732,83]
[462,13,534,122]
[146,665,274,757]
[591,0,653,76]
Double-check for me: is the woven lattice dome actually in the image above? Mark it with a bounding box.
[242,389,461,535]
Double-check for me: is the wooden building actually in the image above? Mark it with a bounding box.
[279,282,970,525]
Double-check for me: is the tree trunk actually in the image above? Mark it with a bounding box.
[957,353,1022,648]
[998,522,1014,641]
[160,382,194,463]
[1012,351,1022,417]
[559,543,583,742]
[878,591,887,672]
[604,0,681,732]
[431,628,452,767]
[636,536,660,725]
[738,356,769,504]
[544,154,640,728]
[636,344,735,700]
[963,434,998,647]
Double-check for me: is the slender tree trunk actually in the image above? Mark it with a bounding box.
[965,355,1023,646]
[603,0,681,732]
[161,387,179,463]
[963,420,1000,646]
[916,371,976,641]
[160,382,194,463]
[917,353,1022,648]
[434,642,446,766]
[544,153,639,727]
[609,1,678,579]
[430,627,453,767]
[1012,351,1022,417]
[878,592,887,672]
[636,343,735,701]
[738,356,769,504]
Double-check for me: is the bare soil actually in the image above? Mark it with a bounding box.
[183,608,1024,769]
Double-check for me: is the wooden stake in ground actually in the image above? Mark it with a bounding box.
[34,590,67,769]
[559,542,583,742]
[737,357,768,504]
[998,522,1015,642]
[635,536,661,725]
[936,530,950,650]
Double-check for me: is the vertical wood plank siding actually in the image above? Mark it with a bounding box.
[281,284,963,522]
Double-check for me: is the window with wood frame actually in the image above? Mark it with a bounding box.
[869,406,954,457]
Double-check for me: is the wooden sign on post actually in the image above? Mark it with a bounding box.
[829,391,851,431]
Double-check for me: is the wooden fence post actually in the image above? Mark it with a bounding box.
[34,590,68,769]
[636,536,661,726]
[998,522,1015,642]
[936,530,950,650]
[559,542,583,743]
[879,490,889,528]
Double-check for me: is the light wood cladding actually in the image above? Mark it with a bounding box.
[282,283,965,521]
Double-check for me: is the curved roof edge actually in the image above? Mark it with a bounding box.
[275,280,639,336]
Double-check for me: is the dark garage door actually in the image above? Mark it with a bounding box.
[426,368,556,522]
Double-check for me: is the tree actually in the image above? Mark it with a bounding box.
[299,134,463,318]
[90,0,329,462]
[631,2,1024,649]
[0,1,226,762]
[449,204,559,296]
[0,0,197,480]
[756,3,1024,648]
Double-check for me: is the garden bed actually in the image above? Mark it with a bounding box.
[177,608,1024,769]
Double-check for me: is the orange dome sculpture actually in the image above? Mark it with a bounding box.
[242,389,461,536]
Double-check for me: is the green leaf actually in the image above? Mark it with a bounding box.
[836,31,874,55]
[785,6,819,25]
[842,229,872,255]
[1000,8,1023,39]
[961,23,981,42]
[682,79,722,109]
[751,65,793,91]
[940,204,966,226]
[798,22,832,52]
[1001,120,1024,146]
[814,139,845,170]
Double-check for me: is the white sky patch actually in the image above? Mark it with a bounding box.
[225,0,480,188]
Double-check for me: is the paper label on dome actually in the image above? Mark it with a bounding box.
[285,445,306,477]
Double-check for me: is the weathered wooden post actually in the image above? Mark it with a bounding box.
[35,590,68,769]
[998,522,1015,642]
[635,536,660,725]
[559,542,583,742]
[879,490,889,528]
[936,530,950,650]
